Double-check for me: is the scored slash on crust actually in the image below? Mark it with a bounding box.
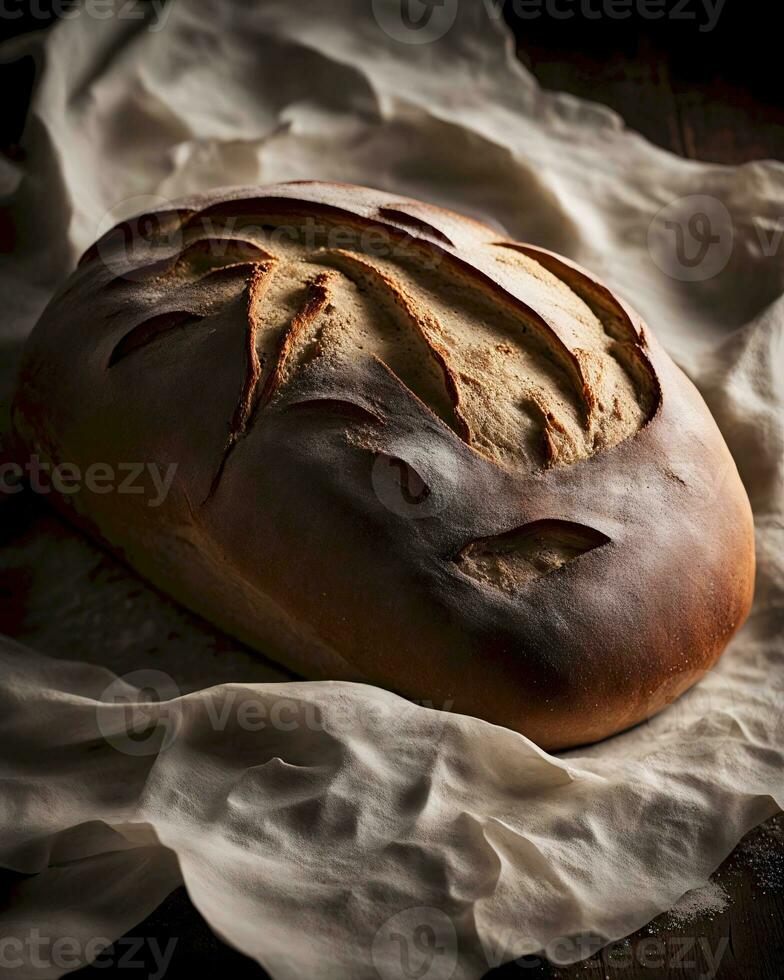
[229,260,276,437]
[105,237,279,369]
[493,241,661,419]
[203,263,338,504]
[107,310,205,367]
[256,270,336,409]
[104,208,660,497]
[103,236,276,287]
[455,518,611,593]
[321,248,471,443]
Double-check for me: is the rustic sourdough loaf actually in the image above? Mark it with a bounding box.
[12,181,755,749]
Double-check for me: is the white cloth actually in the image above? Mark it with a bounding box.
[0,1,782,977]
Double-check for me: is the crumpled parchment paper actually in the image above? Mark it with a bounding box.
[0,1,782,977]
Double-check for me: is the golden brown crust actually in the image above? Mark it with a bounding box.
[12,181,755,749]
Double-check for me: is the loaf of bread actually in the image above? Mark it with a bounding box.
[12,181,755,749]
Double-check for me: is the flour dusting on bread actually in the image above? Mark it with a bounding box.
[110,207,655,473]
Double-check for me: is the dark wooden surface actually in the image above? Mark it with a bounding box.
[4,7,783,979]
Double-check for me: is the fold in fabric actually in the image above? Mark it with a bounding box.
[0,1,782,977]
[1,638,779,978]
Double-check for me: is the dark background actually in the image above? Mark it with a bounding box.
[508,0,784,164]
[1,1,782,978]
